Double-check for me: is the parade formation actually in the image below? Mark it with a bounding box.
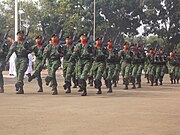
[0,30,179,96]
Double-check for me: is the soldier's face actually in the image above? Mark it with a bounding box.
[51,36,58,42]
[36,38,42,44]
[80,36,87,42]
[66,38,72,44]
[96,40,102,46]
[18,33,24,40]
[107,41,112,46]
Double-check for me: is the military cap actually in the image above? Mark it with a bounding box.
[17,30,24,35]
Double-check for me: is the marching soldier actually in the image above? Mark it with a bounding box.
[42,34,61,95]
[105,40,116,93]
[6,31,32,94]
[0,33,9,93]
[27,35,44,92]
[154,49,167,85]
[168,52,176,84]
[119,42,132,89]
[112,47,121,87]
[61,36,76,93]
[69,33,93,96]
[147,48,156,86]
[136,45,146,88]
[93,37,107,94]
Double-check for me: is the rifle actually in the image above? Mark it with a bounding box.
[113,31,121,46]
[1,29,10,47]
[22,28,30,46]
[102,27,108,43]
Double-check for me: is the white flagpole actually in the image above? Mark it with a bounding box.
[93,0,96,41]
[15,0,18,41]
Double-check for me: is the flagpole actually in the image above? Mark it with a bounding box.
[15,0,18,41]
[93,0,96,41]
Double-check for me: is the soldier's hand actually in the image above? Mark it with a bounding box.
[74,46,78,51]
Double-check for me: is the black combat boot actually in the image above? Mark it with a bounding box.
[0,86,4,93]
[65,81,71,94]
[28,74,36,82]
[137,76,141,88]
[155,79,158,86]
[37,78,43,92]
[149,75,154,86]
[79,79,87,96]
[52,87,58,95]
[73,79,78,88]
[89,76,93,87]
[177,78,179,84]
[107,79,112,93]
[123,78,128,90]
[45,76,53,86]
[94,80,102,94]
[131,77,136,89]
[37,86,43,92]
[16,83,24,94]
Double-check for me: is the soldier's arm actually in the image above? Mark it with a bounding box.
[42,44,50,65]
[69,43,80,61]
[5,42,16,62]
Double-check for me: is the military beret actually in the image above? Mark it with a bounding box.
[51,34,58,37]
[17,30,24,35]
[35,35,42,39]
[107,39,112,43]
[95,37,102,41]
[66,36,72,39]
[80,33,87,37]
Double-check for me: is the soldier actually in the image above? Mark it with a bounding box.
[174,52,180,84]
[168,52,176,84]
[42,34,61,95]
[136,45,146,88]
[119,42,132,89]
[93,37,107,94]
[27,35,44,92]
[112,47,121,87]
[129,44,138,89]
[0,33,9,93]
[154,49,167,85]
[6,31,31,94]
[69,33,93,96]
[105,40,116,93]
[61,36,76,94]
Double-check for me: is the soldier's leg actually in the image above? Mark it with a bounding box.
[94,62,104,94]
[121,62,126,84]
[106,64,114,93]
[137,64,143,88]
[64,62,75,93]
[77,61,84,92]
[159,65,165,85]
[37,74,43,92]
[0,61,4,93]
[155,65,160,86]
[124,64,131,90]
[50,61,60,95]
[0,70,4,93]
[16,61,28,94]
[79,61,91,96]
[131,64,138,89]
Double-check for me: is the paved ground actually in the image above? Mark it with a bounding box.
[0,70,180,135]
